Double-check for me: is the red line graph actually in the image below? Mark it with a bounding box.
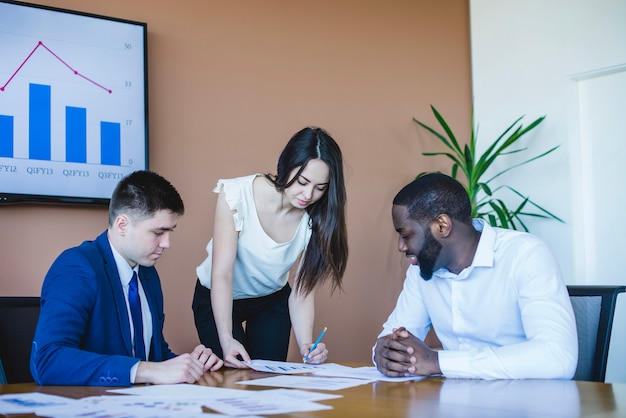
[0,41,112,94]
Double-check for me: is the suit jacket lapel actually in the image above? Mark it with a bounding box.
[96,231,134,357]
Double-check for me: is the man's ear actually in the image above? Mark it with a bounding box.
[113,214,130,236]
[431,214,452,238]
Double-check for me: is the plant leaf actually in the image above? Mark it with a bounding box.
[414,106,561,231]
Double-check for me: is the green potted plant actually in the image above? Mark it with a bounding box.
[414,105,563,231]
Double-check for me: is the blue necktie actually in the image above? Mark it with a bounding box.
[129,271,146,361]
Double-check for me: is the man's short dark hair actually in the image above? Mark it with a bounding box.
[393,173,472,225]
[108,170,184,225]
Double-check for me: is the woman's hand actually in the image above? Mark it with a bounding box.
[221,337,251,368]
[301,342,327,364]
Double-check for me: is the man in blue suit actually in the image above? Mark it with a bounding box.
[31,170,223,386]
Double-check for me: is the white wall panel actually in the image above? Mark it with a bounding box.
[471,0,626,383]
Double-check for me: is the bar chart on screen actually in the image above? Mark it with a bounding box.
[0,1,147,203]
[1,41,124,165]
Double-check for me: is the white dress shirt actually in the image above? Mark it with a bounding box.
[110,240,153,382]
[376,219,578,379]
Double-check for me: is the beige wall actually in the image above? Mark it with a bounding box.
[0,0,471,363]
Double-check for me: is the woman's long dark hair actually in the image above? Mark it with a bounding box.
[266,127,348,296]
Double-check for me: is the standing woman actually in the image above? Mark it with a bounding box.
[192,127,348,368]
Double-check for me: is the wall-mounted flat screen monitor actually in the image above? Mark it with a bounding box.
[0,0,148,205]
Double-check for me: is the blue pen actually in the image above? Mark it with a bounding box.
[304,326,327,363]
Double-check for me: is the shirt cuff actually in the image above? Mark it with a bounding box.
[130,360,141,383]
[437,350,471,378]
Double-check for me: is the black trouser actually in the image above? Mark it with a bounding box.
[192,279,292,361]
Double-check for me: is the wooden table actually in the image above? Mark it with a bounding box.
[2,367,626,417]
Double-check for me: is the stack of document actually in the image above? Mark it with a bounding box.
[0,362,424,417]
[244,360,426,384]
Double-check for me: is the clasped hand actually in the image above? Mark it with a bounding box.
[374,327,441,377]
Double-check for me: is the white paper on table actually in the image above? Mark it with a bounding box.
[49,413,227,418]
[0,392,76,415]
[203,390,332,416]
[237,375,374,391]
[108,383,247,399]
[108,384,335,417]
[245,359,349,374]
[264,388,343,401]
[34,394,206,417]
[312,365,428,382]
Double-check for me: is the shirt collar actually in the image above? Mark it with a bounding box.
[109,238,138,287]
[470,218,496,269]
[434,218,496,280]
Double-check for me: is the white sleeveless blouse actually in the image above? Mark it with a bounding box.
[196,174,312,299]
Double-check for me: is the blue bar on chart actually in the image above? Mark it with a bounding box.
[101,121,121,166]
[29,83,51,160]
[66,106,87,163]
[0,115,13,158]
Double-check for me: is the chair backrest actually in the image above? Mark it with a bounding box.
[0,297,41,383]
[0,357,7,384]
[567,285,626,382]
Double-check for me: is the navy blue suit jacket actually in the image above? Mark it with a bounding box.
[30,231,176,386]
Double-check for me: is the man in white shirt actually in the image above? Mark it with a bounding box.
[374,173,578,379]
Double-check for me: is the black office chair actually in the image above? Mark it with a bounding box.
[567,285,626,382]
[0,297,41,383]
[0,357,7,384]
